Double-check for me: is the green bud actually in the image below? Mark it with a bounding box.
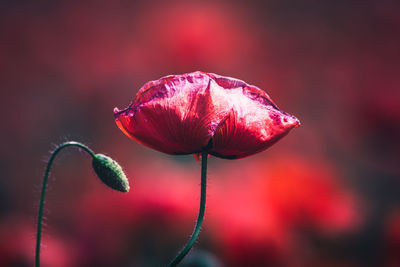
[92,154,130,193]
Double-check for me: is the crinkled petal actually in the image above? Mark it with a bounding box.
[210,108,299,159]
[207,75,300,159]
[114,72,229,155]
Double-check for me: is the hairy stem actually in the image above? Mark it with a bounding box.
[35,141,95,267]
[168,150,208,267]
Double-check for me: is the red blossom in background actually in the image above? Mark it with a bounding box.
[0,219,73,267]
[114,71,300,159]
[209,155,361,266]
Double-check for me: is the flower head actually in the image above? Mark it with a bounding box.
[114,71,300,159]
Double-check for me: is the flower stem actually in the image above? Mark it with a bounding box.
[35,141,95,267]
[168,150,208,267]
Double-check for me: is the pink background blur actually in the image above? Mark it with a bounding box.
[1,0,400,266]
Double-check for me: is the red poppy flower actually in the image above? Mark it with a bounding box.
[114,71,300,159]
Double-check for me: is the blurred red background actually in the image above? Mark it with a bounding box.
[1,0,400,266]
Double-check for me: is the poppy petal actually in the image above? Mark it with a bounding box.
[208,81,300,159]
[114,72,229,155]
[210,108,299,159]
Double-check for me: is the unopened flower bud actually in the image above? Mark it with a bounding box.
[92,154,130,192]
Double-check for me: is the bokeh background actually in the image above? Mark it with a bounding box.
[1,0,400,266]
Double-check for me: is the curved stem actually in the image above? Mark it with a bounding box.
[35,141,95,267]
[168,150,208,267]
